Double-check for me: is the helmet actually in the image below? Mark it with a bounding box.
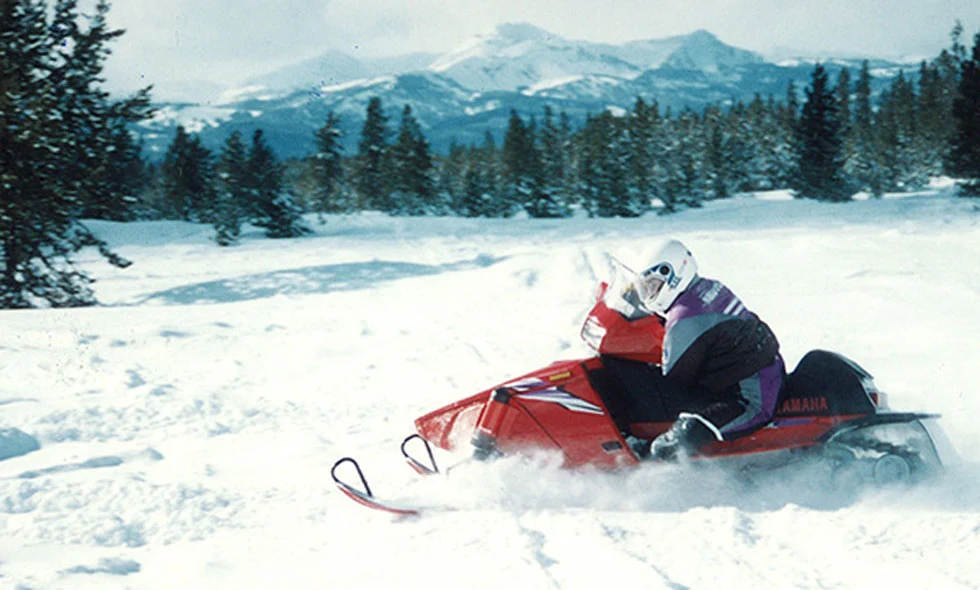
[635,239,698,314]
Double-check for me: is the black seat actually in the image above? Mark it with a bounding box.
[777,350,877,416]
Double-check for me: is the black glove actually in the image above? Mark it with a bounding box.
[649,415,719,462]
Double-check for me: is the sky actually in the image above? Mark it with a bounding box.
[101,0,980,101]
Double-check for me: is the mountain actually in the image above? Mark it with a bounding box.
[136,23,907,160]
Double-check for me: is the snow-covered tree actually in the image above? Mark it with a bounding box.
[501,109,546,217]
[160,126,218,221]
[310,111,351,216]
[947,31,980,195]
[792,64,850,201]
[536,106,574,218]
[389,105,439,215]
[354,97,391,211]
[248,130,310,238]
[438,142,468,214]
[0,0,145,308]
[844,61,886,196]
[213,131,249,246]
[578,111,645,217]
[456,134,503,217]
[875,71,929,191]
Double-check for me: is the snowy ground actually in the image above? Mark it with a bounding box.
[1,186,979,589]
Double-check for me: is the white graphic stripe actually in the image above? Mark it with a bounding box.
[517,390,605,415]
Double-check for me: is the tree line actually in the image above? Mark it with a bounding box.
[141,24,980,223]
[2,1,980,307]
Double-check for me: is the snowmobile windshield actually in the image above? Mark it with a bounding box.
[604,258,653,321]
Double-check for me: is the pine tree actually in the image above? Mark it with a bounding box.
[439,142,468,214]
[792,63,850,201]
[389,105,438,215]
[628,98,664,208]
[501,109,546,217]
[0,0,143,308]
[876,71,928,191]
[311,111,350,216]
[248,130,310,238]
[213,131,249,246]
[355,97,391,211]
[578,111,643,217]
[917,55,959,177]
[741,94,792,190]
[704,107,743,200]
[947,31,980,195]
[82,110,151,221]
[658,109,710,212]
[459,156,495,217]
[536,106,573,218]
[845,61,886,196]
[458,133,504,217]
[160,126,218,221]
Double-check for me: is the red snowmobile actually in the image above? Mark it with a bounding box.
[333,261,953,515]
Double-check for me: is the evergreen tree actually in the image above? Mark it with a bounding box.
[457,133,504,217]
[917,54,960,177]
[48,1,152,220]
[846,61,886,196]
[876,71,929,190]
[354,97,391,211]
[835,68,853,135]
[741,94,793,190]
[578,111,643,217]
[247,130,310,238]
[439,142,468,214]
[0,0,143,308]
[501,109,546,217]
[947,31,980,195]
[311,111,350,216]
[83,112,151,221]
[213,131,249,246]
[792,64,850,201]
[389,105,438,215]
[628,98,663,208]
[658,109,710,212]
[703,106,743,200]
[160,126,217,221]
[536,106,573,218]
[459,156,495,217]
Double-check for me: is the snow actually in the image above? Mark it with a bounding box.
[143,105,237,135]
[521,75,586,95]
[317,76,396,95]
[2,190,980,588]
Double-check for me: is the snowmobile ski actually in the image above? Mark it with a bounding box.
[331,456,454,517]
[401,434,439,476]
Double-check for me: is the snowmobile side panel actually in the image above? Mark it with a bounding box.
[415,391,489,451]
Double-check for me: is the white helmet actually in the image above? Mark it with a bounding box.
[635,239,698,314]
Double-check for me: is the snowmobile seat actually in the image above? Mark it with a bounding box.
[776,350,878,417]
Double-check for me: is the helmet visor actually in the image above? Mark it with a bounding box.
[636,265,670,304]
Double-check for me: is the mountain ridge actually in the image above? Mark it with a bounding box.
[137,22,908,159]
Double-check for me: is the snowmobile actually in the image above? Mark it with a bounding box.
[333,261,954,515]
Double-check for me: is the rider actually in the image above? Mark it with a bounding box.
[632,239,784,461]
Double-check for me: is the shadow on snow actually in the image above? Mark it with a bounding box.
[136,254,504,306]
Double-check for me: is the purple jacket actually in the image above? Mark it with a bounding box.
[661,277,780,395]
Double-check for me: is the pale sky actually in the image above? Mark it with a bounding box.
[102,0,980,101]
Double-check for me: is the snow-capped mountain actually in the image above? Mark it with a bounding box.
[137,23,904,159]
